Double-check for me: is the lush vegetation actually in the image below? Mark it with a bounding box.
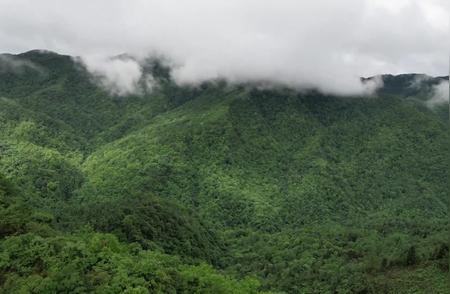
[0,50,448,293]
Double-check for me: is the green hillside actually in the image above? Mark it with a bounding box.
[0,50,448,293]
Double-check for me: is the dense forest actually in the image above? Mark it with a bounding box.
[0,50,448,293]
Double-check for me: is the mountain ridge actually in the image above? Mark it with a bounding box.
[0,49,448,293]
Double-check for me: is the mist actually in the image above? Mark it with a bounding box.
[81,55,149,96]
[0,54,42,74]
[0,0,448,96]
[427,80,450,107]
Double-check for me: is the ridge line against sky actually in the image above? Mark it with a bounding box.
[0,0,448,95]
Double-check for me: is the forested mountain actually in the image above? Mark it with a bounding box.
[0,50,448,293]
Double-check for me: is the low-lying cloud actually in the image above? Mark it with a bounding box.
[427,80,449,107]
[0,0,448,95]
[81,56,150,96]
[0,54,42,74]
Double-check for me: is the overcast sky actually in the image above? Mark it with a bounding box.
[0,0,448,95]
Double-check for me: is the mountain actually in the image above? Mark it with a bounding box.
[0,50,448,293]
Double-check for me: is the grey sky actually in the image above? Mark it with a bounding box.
[0,0,448,95]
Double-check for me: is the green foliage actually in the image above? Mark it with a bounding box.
[0,174,53,238]
[0,141,84,206]
[0,232,262,294]
[59,195,224,264]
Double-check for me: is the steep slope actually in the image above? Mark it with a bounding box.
[0,51,269,292]
[78,87,448,292]
[0,174,264,293]
[0,50,448,293]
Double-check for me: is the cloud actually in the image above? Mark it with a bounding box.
[0,0,448,95]
[80,55,154,96]
[408,74,431,90]
[427,80,449,107]
[0,54,42,74]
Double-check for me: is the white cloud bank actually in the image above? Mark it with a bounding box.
[81,56,144,96]
[0,0,448,95]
